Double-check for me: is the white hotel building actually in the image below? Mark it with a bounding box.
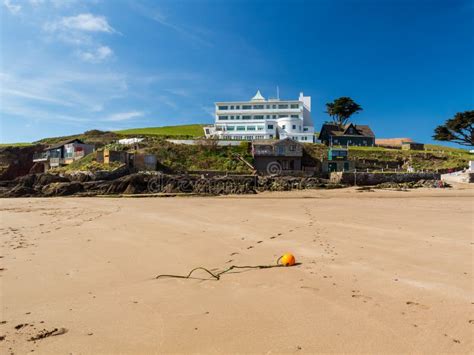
[203,91,315,142]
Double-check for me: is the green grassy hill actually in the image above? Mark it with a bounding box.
[116,124,207,138]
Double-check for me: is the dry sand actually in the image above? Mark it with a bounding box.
[0,186,473,354]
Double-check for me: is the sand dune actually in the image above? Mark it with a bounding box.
[0,187,473,354]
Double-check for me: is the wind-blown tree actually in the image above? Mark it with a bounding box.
[325,97,363,127]
[433,110,473,147]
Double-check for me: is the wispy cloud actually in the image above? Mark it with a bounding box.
[43,13,117,63]
[164,88,191,97]
[131,2,213,47]
[3,0,21,14]
[44,13,116,33]
[103,111,145,122]
[0,70,128,115]
[2,88,73,106]
[78,45,113,63]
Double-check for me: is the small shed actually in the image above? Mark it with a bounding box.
[96,149,157,171]
[401,142,424,151]
[132,153,157,171]
[252,138,303,174]
[96,149,130,165]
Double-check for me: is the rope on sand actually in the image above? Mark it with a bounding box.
[155,256,290,281]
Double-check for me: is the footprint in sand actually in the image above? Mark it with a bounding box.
[406,301,429,310]
[247,246,253,249]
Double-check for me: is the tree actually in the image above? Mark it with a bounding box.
[433,110,473,147]
[325,97,363,127]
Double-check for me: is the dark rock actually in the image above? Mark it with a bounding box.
[0,145,45,181]
[14,174,38,188]
[35,174,69,186]
[2,185,37,197]
[41,182,84,196]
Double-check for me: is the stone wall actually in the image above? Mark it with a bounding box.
[329,172,441,186]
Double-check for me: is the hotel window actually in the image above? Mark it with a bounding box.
[230,116,234,119]
[291,115,299,118]
[292,125,296,129]
[303,127,308,132]
[236,126,245,131]
[247,126,256,131]
[242,115,251,120]
[253,105,264,109]
[227,126,235,131]
[282,125,286,129]
[218,105,228,110]
[230,105,234,110]
[269,134,274,138]
[254,115,264,120]
[266,105,270,109]
[290,104,299,109]
[272,115,277,119]
[235,105,240,109]
[242,105,252,110]
[266,115,270,119]
[272,105,277,109]
[290,145,296,151]
[219,116,228,120]
[257,126,264,130]
[278,104,288,109]
[267,124,274,129]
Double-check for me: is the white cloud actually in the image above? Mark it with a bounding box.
[104,111,144,122]
[45,13,116,33]
[78,45,113,63]
[3,0,21,14]
[43,14,117,63]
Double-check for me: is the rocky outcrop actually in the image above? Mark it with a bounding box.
[0,172,343,197]
[64,166,130,182]
[41,182,84,196]
[2,170,449,198]
[330,172,441,186]
[0,145,45,181]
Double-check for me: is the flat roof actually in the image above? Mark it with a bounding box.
[215,99,301,105]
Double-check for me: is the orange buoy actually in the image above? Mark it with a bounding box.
[279,253,296,266]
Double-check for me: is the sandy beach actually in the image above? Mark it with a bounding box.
[1,186,473,354]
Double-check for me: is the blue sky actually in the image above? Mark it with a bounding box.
[1,0,472,144]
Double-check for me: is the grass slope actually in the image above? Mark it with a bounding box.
[348,145,471,171]
[116,124,207,138]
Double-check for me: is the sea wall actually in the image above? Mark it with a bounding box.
[329,172,441,186]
